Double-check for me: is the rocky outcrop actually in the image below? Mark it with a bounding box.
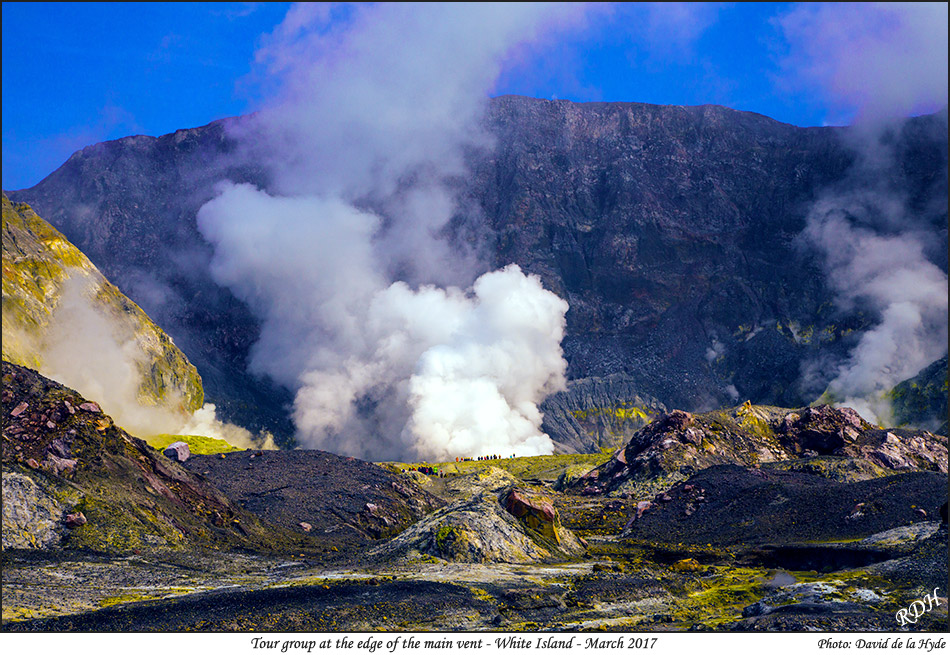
[371,492,552,564]
[1,470,66,549]
[1,194,204,433]
[0,361,284,553]
[888,356,948,435]
[570,405,790,497]
[570,403,947,498]
[372,483,584,564]
[836,429,947,472]
[775,405,873,453]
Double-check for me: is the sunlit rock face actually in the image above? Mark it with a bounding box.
[2,194,204,437]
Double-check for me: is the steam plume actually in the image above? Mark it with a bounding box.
[198,4,581,460]
[802,183,948,422]
[782,3,948,423]
[40,276,268,448]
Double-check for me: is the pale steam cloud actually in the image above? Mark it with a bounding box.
[41,277,181,438]
[803,196,948,421]
[40,275,264,447]
[198,3,582,460]
[781,3,948,424]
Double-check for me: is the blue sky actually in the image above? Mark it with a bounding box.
[2,2,947,191]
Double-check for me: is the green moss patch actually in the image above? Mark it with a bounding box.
[386,452,613,483]
[147,434,240,455]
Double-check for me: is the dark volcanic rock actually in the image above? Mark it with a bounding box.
[621,464,947,548]
[540,373,667,453]
[777,404,871,453]
[2,578,500,632]
[889,356,949,435]
[181,450,443,545]
[475,99,946,410]
[9,99,948,443]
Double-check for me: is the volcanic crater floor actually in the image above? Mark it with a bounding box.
[3,445,949,632]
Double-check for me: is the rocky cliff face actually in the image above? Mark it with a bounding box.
[475,99,946,411]
[8,98,947,446]
[539,373,667,453]
[2,194,203,432]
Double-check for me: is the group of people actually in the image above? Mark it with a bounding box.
[408,453,519,477]
[454,454,515,462]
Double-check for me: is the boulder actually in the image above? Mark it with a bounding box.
[635,500,653,518]
[501,487,559,542]
[163,441,190,462]
[43,453,77,477]
[65,512,87,528]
